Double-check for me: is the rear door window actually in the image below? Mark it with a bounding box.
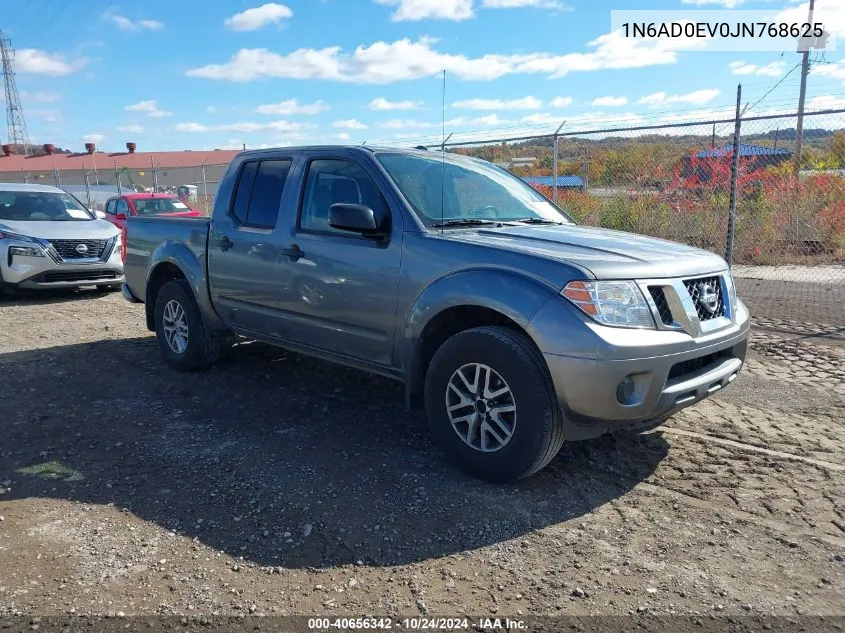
[230,159,292,229]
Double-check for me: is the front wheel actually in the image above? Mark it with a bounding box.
[424,326,565,483]
[154,279,220,371]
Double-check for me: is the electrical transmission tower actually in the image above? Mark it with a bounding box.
[0,31,32,156]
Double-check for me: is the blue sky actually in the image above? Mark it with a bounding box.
[1,0,843,151]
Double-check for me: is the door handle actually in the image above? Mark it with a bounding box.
[215,235,233,251]
[282,244,304,261]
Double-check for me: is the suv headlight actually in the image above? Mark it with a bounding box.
[562,280,655,329]
[9,245,45,258]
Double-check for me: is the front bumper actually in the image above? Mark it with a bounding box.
[1,237,124,290]
[528,286,751,441]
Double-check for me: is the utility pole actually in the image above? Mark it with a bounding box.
[0,31,32,155]
[726,84,743,267]
[583,148,590,191]
[552,121,565,204]
[794,0,815,174]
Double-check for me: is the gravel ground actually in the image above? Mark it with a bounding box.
[0,290,843,621]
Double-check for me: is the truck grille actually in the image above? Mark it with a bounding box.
[683,276,725,321]
[48,238,109,260]
[648,287,673,325]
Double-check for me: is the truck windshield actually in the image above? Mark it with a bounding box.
[0,191,93,221]
[375,152,574,228]
[133,198,192,215]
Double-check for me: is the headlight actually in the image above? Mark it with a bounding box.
[562,280,655,329]
[9,245,45,258]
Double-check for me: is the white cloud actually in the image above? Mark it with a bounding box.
[174,122,209,133]
[482,0,564,8]
[104,13,164,31]
[332,119,369,130]
[639,89,720,106]
[812,59,845,85]
[125,100,172,118]
[188,31,685,84]
[550,96,573,108]
[224,3,293,31]
[254,99,329,115]
[375,0,473,21]
[173,120,307,134]
[777,0,844,38]
[24,91,60,103]
[369,97,423,110]
[682,0,743,7]
[336,132,352,141]
[117,124,145,134]
[452,96,542,110]
[83,133,106,143]
[729,60,785,77]
[807,95,845,110]
[379,119,437,129]
[469,113,515,126]
[591,96,628,107]
[16,49,87,76]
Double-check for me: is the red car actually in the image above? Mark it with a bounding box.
[102,193,202,229]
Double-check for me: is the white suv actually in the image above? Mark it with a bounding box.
[0,183,124,294]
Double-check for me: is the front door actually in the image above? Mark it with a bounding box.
[276,157,403,366]
[207,157,293,336]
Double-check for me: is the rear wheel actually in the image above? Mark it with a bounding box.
[154,279,220,371]
[424,326,565,483]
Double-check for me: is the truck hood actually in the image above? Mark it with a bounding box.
[444,224,728,279]
[0,218,119,241]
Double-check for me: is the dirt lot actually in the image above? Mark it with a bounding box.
[0,290,843,621]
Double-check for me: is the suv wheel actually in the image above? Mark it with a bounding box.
[424,326,565,483]
[154,279,220,371]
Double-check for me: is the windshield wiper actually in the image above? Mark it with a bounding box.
[513,218,564,225]
[431,218,502,228]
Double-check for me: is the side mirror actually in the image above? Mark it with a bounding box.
[329,203,386,238]
[116,212,127,221]
[94,209,107,220]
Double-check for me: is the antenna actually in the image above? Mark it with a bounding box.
[0,32,32,156]
[440,69,446,233]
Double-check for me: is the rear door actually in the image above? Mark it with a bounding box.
[207,157,294,335]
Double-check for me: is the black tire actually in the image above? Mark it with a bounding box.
[154,279,220,371]
[424,326,565,483]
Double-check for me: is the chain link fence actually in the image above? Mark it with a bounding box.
[448,108,845,333]
[1,163,231,215]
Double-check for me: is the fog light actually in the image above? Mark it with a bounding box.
[616,375,636,404]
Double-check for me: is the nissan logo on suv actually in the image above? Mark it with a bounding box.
[75,243,89,255]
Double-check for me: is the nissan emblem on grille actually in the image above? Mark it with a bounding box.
[75,243,89,255]
[698,282,720,315]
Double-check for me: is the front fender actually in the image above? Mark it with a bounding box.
[400,268,557,403]
[145,241,226,332]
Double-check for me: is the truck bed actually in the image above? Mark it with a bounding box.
[123,215,210,305]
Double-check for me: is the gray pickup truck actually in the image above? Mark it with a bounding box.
[122,146,749,482]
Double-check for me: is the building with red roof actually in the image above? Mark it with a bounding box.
[0,141,241,196]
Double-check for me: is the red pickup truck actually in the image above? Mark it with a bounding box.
[102,193,202,230]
